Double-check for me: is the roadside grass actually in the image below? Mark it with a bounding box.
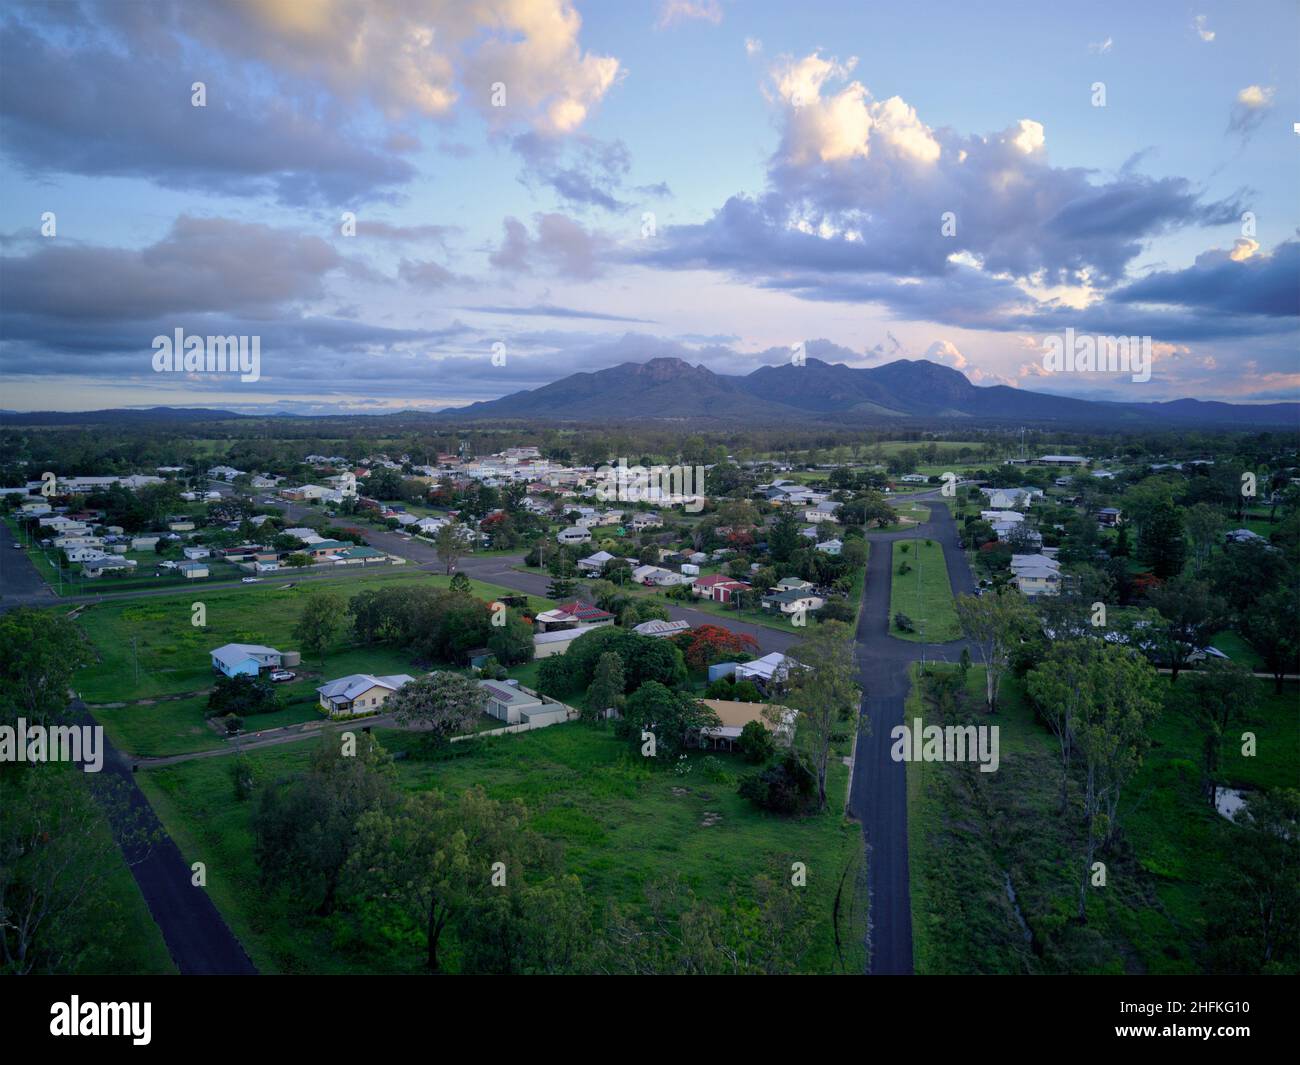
[888,538,960,642]
[137,723,867,974]
[907,664,1299,974]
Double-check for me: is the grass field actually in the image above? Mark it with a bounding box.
[907,665,1300,974]
[70,571,556,705]
[137,723,868,974]
[888,538,960,642]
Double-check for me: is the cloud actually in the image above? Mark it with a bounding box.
[1107,239,1300,318]
[1193,15,1215,42]
[397,258,460,289]
[462,304,653,323]
[510,132,666,212]
[489,213,609,279]
[923,339,967,369]
[745,37,763,56]
[0,216,345,321]
[1228,84,1276,136]
[656,1,724,29]
[0,0,620,203]
[1088,37,1113,55]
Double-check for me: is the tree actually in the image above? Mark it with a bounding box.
[206,673,278,718]
[385,672,487,746]
[1147,577,1227,683]
[294,591,346,669]
[620,681,719,761]
[1172,660,1259,804]
[780,621,861,810]
[347,787,532,970]
[1137,502,1187,579]
[547,555,577,600]
[1026,639,1099,814]
[253,730,395,914]
[0,609,89,726]
[1240,586,1300,693]
[435,521,467,574]
[1205,788,1300,974]
[0,767,152,974]
[1184,503,1226,573]
[1071,645,1163,921]
[768,508,801,563]
[486,611,535,667]
[584,651,625,723]
[738,719,776,764]
[449,571,472,596]
[675,624,760,670]
[953,591,1034,713]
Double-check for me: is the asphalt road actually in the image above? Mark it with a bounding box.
[850,492,976,975]
[74,701,258,975]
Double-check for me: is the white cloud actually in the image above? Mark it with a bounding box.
[657,1,724,29]
[1088,36,1114,54]
[745,37,763,56]
[1193,15,1215,42]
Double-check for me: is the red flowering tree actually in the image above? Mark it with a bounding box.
[676,624,760,670]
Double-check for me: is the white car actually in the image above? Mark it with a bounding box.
[241,576,262,583]
[269,670,295,682]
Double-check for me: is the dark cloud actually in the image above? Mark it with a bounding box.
[0,17,413,206]
[511,133,669,213]
[462,304,653,323]
[489,213,609,279]
[1109,240,1300,318]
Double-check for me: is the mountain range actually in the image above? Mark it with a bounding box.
[447,357,1300,428]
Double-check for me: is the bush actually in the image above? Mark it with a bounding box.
[224,714,243,735]
[207,673,279,718]
[738,719,776,764]
[738,754,817,814]
[894,612,915,633]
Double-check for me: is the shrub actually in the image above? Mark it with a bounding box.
[738,719,776,764]
[894,612,915,633]
[738,754,817,814]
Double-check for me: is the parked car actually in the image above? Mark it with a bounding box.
[241,576,261,583]
[269,670,295,682]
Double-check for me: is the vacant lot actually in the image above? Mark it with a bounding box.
[907,666,1299,974]
[138,724,867,974]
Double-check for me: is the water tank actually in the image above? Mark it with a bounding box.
[281,650,301,667]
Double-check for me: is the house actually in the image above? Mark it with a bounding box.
[1097,507,1122,527]
[332,545,388,564]
[633,619,692,638]
[479,681,544,725]
[982,487,1041,510]
[691,574,751,604]
[1010,554,1061,597]
[534,600,616,633]
[64,545,110,563]
[761,588,826,615]
[898,474,929,485]
[20,501,52,515]
[174,560,209,579]
[816,538,843,556]
[211,643,283,678]
[1225,528,1268,545]
[82,557,138,578]
[1038,454,1088,467]
[698,700,796,750]
[631,512,663,530]
[577,550,616,576]
[307,539,351,559]
[735,652,799,691]
[774,577,815,592]
[804,500,843,524]
[557,526,592,545]
[182,546,210,560]
[316,673,413,717]
[533,628,588,659]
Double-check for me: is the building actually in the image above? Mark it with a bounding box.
[182,546,210,560]
[698,699,796,750]
[1010,554,1061,597]
[211,643,283,678]
[734,652,800,692]
[804,500,843,524]
[533,628,588,659]
[1038,455,1087,466]
[177,561,209,579]
[1097,507,1122,527]
[81,556,137,577]
[577,550,616,576]
[633,619,692,638]
[479,681,543,724]
[556,526,592,545]
[816,538,843,555]
[316,673,413,717]
[630,512,663,530]
[761,588,825,615]
[533,600,616,633]
[691,574,751,604]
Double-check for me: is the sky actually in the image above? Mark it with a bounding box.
[0,0,1296,414]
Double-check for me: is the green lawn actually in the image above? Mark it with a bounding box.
[93,691,325,758]
[907,665,1300,974]
[888,538,960,642]
[136,723,867,974]
[70,571,554,704]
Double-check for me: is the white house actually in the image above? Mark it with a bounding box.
[804,501,843,524]
[816,538,843,555]
[557,526,592,545]
[1010,554,1061,597]
[577,550,616,576]
[735,652,800,690]
[633,619,692,638]
[631,512,663,530]
[182,546,211,560]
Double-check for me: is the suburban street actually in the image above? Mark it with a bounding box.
[4,490,978,975]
